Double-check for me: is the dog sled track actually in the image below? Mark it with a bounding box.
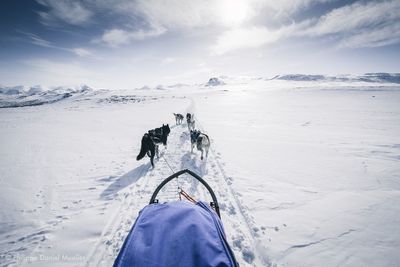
[187,101,271,266]
[206,148,271,266]
[163,122,270,266]
[85,161,172,266]
[85,163,151,267]
[85,124,186,267]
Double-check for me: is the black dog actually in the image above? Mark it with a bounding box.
[136,124,170,167]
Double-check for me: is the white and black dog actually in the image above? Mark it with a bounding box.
[190,130,210,160]
[186,113,195,131]
[137,124,170,167]
[173,113,184,125]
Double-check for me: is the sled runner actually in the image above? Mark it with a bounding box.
[113,169,239,267]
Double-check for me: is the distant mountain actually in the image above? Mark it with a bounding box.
[273,74,326,81]
[273,73,400,84]
[0,85,27,95]
[137,85,151,90]
[206,77,225,86]
[0,85,93,108]
[361,73,400,83]
[167,83,189,89]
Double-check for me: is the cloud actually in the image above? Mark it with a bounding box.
[115,0,223,29]
[71,48,93,57]
[303,0,400,48]
[34,0,337,47]
[36,0,93,26]
[211,27,282,55]
[36,0,332,30]
[210,21,311,55]
[19,31,94,58]
[19,31,53,48]
[98,26,166,47]
[211,0,400,54]
[249,0,333,22]
[338,24,400,48]
[128,0,332,29]
[31,0,400,55]
[100,29,131,46]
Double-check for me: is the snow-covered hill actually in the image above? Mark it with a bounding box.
[0,85,94,108]
[273,73,400,84]
[206,77,226,86]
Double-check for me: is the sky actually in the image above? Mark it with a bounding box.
[0,0,399,89]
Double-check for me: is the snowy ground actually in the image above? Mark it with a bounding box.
[1,77,400,266]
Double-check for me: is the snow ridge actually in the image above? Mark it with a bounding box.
[0,85,93,108]
[273,73,400,83]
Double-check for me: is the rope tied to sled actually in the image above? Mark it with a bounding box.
[161,153,182,199]
[179,188,197,204]
[160,147,198,205]
[161,154,176,174]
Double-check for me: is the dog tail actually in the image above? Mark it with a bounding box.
[136,134,149,160]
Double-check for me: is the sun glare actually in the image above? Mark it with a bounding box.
[218,0,250,27]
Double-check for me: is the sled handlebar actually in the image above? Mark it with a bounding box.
[149,169,221,218]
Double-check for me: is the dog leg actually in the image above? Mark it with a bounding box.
[149,147,155,168]
[156,145,159,158]
[150,155,154,168]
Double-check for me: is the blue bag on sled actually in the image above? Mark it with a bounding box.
[113,169,238,267]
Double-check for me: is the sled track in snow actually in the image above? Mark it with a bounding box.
[193,119,271,267]
[85,161,154,266]
[86,121,269,266]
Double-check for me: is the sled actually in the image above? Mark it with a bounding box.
[113,169,238,267]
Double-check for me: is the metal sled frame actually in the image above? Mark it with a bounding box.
[149,169,221,218]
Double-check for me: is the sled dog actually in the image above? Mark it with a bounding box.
[190,130,210,160]
[187,113,195,131]
[173,113,184,125]
[136,124,170,167]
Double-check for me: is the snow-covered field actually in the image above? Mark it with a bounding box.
[1,76,400,266]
